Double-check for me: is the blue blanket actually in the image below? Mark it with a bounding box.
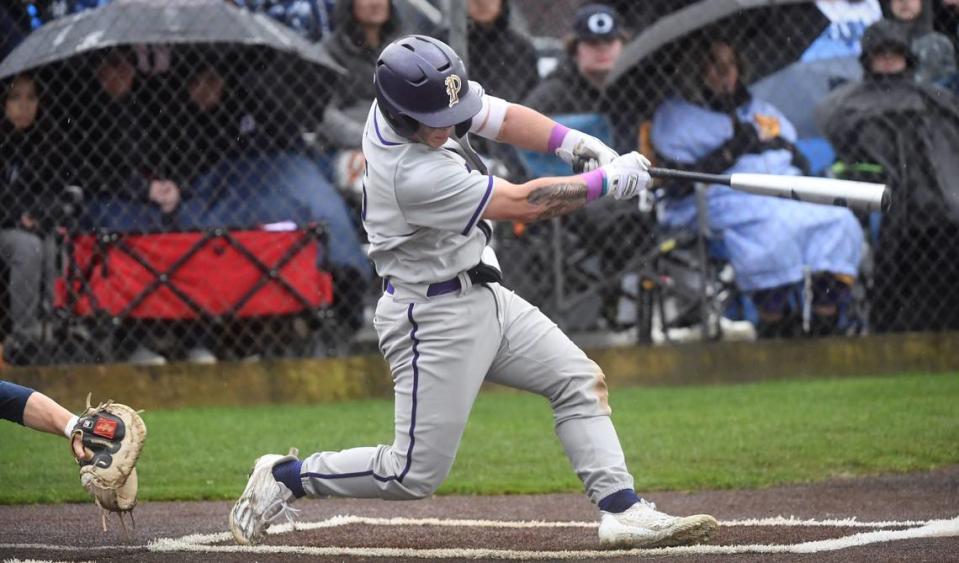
[651,97,863,291]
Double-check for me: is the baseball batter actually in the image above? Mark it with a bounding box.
[231,35,718,549]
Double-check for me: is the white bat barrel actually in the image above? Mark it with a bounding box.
[729,173,890,213]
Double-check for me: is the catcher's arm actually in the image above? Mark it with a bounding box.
[19,390,76,437]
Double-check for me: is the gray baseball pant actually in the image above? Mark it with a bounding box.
[298,283,634,504]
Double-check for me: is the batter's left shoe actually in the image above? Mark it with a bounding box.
[598,499,718,548]
[230,448,301,545]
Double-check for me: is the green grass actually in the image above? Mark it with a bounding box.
[1,373,957,504]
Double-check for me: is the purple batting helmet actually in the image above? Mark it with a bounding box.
[374,35,483,137]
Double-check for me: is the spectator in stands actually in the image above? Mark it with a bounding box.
[87,55,298,364]
[101,54,302,229]
[881,0,958,85]
[318,0,405,253]
[138,54,369,355]
[523,3,624,120]
[519,4,652,331]
[229,0,334,42]
[318,1,407,335]
[466,0,539,182]
[523,3,642,154]
[63,48,144,200]
[0,74,61,362]
[320,0,405,150]
[651,38,864,338]
[817,19,959,332]
[468,0,537,103]
[182,57,371,328]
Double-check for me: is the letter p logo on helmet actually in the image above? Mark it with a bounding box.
[445,75,461,108]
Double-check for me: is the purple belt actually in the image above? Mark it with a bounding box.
[385,265,503,297]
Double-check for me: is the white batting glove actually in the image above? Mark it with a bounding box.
[555,130,619,172]
[600,151,652,200]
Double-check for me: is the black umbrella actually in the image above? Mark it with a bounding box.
[0,0,345,80]
[607,0,827,85]
[604,0,830,115]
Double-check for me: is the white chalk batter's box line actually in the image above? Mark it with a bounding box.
[152,514,959,558]
[5,514,959,559]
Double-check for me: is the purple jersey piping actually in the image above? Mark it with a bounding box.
[461,175,494,236]
[373,110,404,147]
[300,303,420,484]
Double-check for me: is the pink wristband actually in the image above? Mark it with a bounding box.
[547,124,571,154]
[581,169,607,202]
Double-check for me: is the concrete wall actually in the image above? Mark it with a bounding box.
[5,333,958,412]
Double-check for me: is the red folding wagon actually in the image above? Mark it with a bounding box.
[54,225,334,361]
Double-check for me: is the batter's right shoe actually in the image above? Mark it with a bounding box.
[598,499,718,548]
[229,448,301,545]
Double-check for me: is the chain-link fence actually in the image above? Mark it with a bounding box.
[1,0,958,366]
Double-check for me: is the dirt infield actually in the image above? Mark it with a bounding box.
[1,466,957,562]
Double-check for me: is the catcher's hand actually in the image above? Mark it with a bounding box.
[71,393,147,529]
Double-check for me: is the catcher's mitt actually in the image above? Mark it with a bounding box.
[71,393,147,530]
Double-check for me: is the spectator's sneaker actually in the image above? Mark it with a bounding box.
[128,345,167,366]
[230,448,300,545]
[598,499,718,548]
[186,346,217,365]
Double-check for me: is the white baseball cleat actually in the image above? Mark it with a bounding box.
[229,448,301,545]
[598,499,719,548]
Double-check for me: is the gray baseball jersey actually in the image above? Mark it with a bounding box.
[296,98,635,506]
[362,103,495,299]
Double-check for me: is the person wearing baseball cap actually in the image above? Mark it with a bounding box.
[568,3,628,86]
[524,3,628,116]
[817,18,959,332]
[573,3,624,42]
[522,3,641,331]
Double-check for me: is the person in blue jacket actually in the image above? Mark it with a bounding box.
[650,37,864,338]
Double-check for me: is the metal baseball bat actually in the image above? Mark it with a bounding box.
[647,168,890,213]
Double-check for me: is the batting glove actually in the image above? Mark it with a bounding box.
[600,151,652,200]
[555,130,619,172]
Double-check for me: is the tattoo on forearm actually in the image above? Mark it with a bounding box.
[527,183,588,220]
